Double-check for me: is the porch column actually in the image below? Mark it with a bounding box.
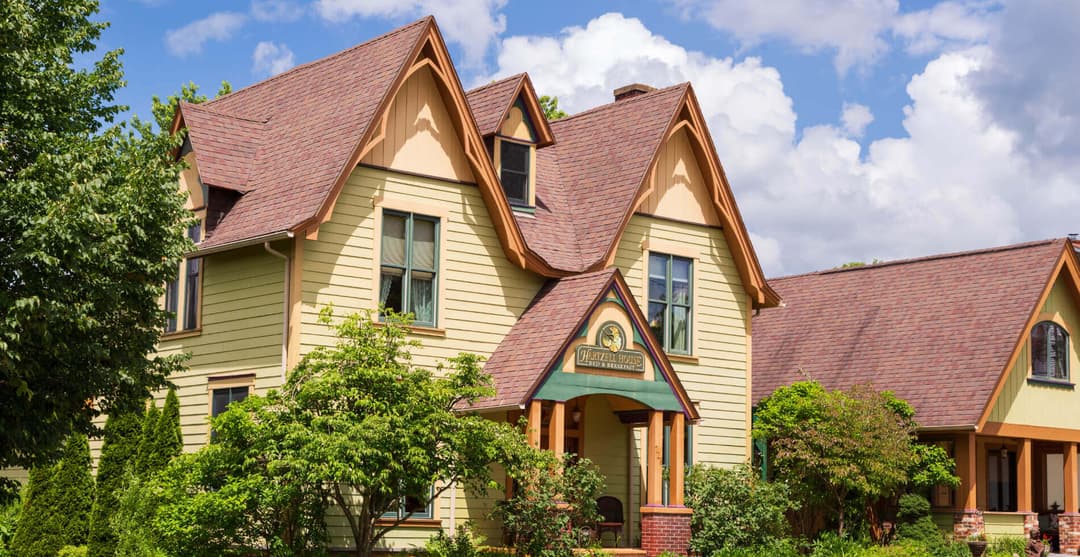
[548,401,565,459]
[670,413,685,507]
[953,432,984,540]
[1018,438,1033,513]
[1063,442,1080,555]
[1066,442,1078,514]
[646,410,663,506]
[527,400,542,448]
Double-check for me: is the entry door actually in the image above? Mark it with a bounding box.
[987,449,1017,512]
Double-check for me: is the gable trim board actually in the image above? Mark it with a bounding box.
[977,243,1080,429]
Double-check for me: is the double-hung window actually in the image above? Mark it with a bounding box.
[165,222,203,333]
[648,253,692,354]
[499,140,530,206]
[380,211,438,327]
[211,386,250,418]
[1032,321,1069,381]
[380,486,434,520]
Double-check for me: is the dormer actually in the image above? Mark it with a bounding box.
[465,74,554,212]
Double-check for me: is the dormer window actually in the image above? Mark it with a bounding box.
[499,140,530,206]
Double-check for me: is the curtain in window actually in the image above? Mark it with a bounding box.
[382,214,407,266]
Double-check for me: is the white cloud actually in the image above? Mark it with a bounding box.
[251,0,305,22]
[840,103,874,138]
[314,0,506,66]
[252,41,296,77]
[164,12,247,57]
[482,12,1080,275]
[670,0,898,74]
[892,0,997,55]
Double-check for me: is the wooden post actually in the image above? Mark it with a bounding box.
[670,413,685,507]
[549,401,565,459]
[956,432,978,510]
[1066,442,1078,514]
[1018,438,1033,513]
[646,410,663,506]
[527,400,542,448]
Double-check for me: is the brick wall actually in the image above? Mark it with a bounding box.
[1060,513,1080,555]
[953,509,984,540]
[640,509,691,557]
[1023,512,1039,539]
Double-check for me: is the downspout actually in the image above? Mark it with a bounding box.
[264,238,293,382]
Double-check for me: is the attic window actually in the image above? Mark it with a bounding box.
[1032,321,1069,381]
[499,140,530,206]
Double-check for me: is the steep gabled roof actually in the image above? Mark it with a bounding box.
[181,103,267,193]
[473,268,699,419]
[752,239,1073,429]
[465,73,554,146]
[176,17,430,249]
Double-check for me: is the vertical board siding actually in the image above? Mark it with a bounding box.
[989,275,1080,427]
[156,244,286,452]
[615,214,749,465]
[639,129,721,227]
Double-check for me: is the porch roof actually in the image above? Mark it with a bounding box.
[470,268,699,419]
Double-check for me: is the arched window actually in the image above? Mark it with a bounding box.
[1032,321,1069,381]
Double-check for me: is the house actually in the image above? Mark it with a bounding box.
[152,16,778,555]
[752,238,1080,554]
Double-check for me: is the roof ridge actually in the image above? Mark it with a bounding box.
[557,267,618,282]
[204,16,430,110]
[552,82,688,125]
[181,101,269,124]
[769,237,1066,281]
[465,73,525,95]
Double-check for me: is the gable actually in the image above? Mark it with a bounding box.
[178,149,206,211]
[498,98,538,143]
[987,268,1080,430]
[360,65,475,182]
[637,127,721,227]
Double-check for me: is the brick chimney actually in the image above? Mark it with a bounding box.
[614,83,656,102]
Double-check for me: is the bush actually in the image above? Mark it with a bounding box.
[895,494,943,548]
[425,524,494,557]
[686,464,797,555]
[0,492,20,557]
[11,435,94,557]
[493,452,604,557]
[89,411,143,557]
[711,538,800,557]
[57,547,88,557]
[986,536,1026,557]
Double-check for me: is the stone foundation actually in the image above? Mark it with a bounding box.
[1023,512,1039,539]
[953,509,984,540]
[640,507,692,557]
[1060,513,1080,555]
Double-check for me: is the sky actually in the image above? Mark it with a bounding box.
[96,0,1080,276]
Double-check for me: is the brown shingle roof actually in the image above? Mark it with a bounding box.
[465,74,525,137]
[181,17,429,249]
[751,239,1070,428]
[474,268,618,410]
[182,103,266,192]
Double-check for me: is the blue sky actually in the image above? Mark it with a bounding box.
[95,0,1080,275]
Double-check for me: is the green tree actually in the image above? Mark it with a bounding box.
[539,95,568,120]
[150,81,232,132]
[134,401,161,478]
[685,464,797,555]
[754,381,957,537]
[11,435,94,556]
[0,0,191,500]
[88,411,143,557]
[154,388,183,465]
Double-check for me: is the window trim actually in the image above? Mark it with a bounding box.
[493,136,536,208]
[1030,315,1071,383]
[379,485,437,522]
[641,240,699,357]
[379,210,440,327]
[163,218,205,337]
[371,197,448,331]
[206,374,254,440]
[647,252,694,355]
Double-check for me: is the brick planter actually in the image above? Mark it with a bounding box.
[1060,513,1080,555]
[640,506,691,557]
[953,509,984,541]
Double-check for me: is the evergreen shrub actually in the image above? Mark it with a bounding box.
[88,411,143,557]
[11,435,94,557]
[686,464,797,555]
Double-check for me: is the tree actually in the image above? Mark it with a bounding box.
[134,401,161,478]
[150,81,232,131]
[539,95,568,120]
[685,464,797,554]
[753,381,957,537]
[11,435,95,556]
[88,411,143,557]
[0,0,191,499]
[154,388,183,465]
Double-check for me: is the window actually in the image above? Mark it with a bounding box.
[647,253,692,354]
[211,386,249,418]
[1032,321,1069,381]
[380,211,438,327]
[986,447,1016,512]
[499,140,530,206]
[381,486,434,520]
[165,222,203,333]
[661,423,693,505]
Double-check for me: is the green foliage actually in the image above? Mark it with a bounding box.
[154,388,183,464]
[57,547,88,557]
[837,259,884,269]
[425,524,494,557]
[88,411,143,557]
[134,402,161,478]
[150,81,232,131]
[894,494,946,550]
[986,536,1026,557]
[113,473,167,557]
[0,1,190,500]
[685,464,798,555]
[493,452,605,557]
[754,381,958,536]
[538,95,568,120]
[711,538,801,557]
[0,491,20,557]
[11,435,94,557]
